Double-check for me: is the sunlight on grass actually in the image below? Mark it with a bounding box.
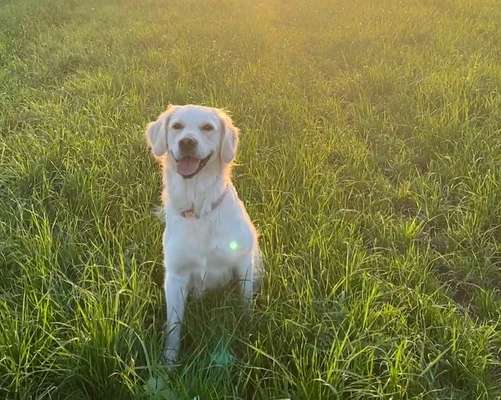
[0,0,500,398]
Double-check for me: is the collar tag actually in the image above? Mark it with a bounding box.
[179,187,229,219]
[181,209,196,218]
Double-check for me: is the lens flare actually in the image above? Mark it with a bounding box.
[229,240,239,251]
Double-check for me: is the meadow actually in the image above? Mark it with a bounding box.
[1,0,500,398]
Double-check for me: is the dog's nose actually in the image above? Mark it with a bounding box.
[179,138,198,153]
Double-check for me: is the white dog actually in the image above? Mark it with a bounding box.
[146,104,262,365]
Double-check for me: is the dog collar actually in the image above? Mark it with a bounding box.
[180,187,229,219]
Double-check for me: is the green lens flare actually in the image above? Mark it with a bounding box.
[229,241,239,251]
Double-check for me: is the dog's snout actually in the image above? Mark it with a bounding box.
[179,138,198,153]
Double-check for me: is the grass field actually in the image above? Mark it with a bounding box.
[1,0,501,398]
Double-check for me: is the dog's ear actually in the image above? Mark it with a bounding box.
[218,110,240,164]
[146,105,177,157]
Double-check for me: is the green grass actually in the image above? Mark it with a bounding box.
[1,0,500,398]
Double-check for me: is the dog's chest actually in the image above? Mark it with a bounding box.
[167,214,249,276]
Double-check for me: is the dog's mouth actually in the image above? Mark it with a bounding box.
[175,152,213,179]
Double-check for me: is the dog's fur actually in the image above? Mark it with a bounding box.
[146,104,262,365]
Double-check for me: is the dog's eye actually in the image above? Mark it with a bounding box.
[171,122,184,130]
[201,123,214,132]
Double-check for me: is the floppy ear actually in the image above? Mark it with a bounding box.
[218,110,240,164]
[145,105,176,157]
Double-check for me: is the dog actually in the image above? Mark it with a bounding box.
[145,104,263,365]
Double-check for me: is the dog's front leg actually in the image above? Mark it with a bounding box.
[164,272,189,366]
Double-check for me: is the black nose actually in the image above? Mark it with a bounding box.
[179,138,198,153]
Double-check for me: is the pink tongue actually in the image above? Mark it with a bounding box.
[177,157,201,176]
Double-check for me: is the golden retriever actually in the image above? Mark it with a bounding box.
[146,104,262,366]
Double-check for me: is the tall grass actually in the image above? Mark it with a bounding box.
[1,0,500,398]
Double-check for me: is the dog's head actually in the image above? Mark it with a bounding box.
[146,104,239,178]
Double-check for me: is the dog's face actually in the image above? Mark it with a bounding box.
[167,106,221,178]
[146,105,239,178]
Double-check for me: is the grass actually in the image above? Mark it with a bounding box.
[1,0,500,398]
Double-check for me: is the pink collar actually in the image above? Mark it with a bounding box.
[180,187,229,219]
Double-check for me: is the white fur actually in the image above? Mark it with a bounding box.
[146,104,263,366]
